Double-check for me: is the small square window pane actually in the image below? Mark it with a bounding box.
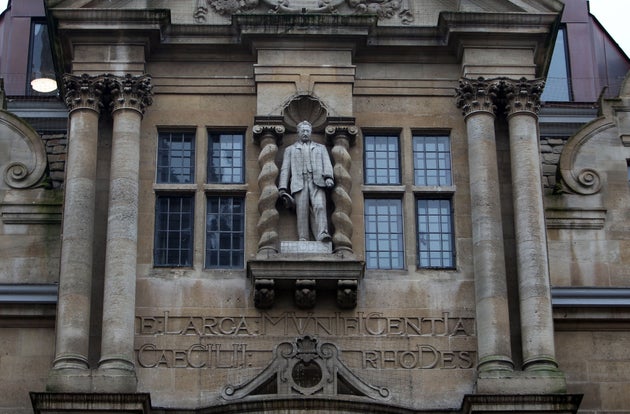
[154,195,194,267]
[417,198,454,269]
[208,132,245,184]
[157,132,195,184]
[413,136,452,186]
[205,195,245,269]
[364,199,404,269]
[364,135,401,185]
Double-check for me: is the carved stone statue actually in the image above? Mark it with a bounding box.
[279,120,334,242]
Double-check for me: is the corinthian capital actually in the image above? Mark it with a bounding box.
[108,74,153,115]
[455,77,499,118]
[501,77,544,117]
[63,73,106,113]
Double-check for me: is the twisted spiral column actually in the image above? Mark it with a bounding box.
[253,123,285,256]
[326,123,358,254]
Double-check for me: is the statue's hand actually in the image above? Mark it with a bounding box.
[325,178,334,188]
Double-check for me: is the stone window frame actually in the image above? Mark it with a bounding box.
[362,128,456,271]
[362,129,406,270]
[153,126,248,270]
[412,133,456,270]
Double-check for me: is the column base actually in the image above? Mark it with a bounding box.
[93,366,138,393]
[46,367,93,393]
[476,369,567,394]
[477,354,514,373]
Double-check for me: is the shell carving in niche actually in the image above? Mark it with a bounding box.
[282,96,328,132]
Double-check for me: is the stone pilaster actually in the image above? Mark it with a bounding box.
[456,78,514,374]
[253,119,285,257]
[503,78,560,373]
[48,74,105,391]
[95,74,152,392]
[326,119,358,255]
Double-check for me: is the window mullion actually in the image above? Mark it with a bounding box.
[194,126,207,268]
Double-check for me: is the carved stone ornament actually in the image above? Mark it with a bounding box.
[108,73,153,115]
[63,73,106,114]
[222,335,390,401]
[195,0,413,24]
[455,77,499,118]
[556,117,609,195]
[1,110,49,189]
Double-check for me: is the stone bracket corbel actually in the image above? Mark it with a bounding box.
[248,259,364,310]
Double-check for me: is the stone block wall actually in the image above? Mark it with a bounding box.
[556,330,630,413]
[41,133,67,189]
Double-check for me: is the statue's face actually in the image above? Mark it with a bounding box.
[298,123,312,142]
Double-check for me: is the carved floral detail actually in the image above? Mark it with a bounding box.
[63,73,106,113]
[455,77,499,117]
[195,0,413,24]
[108,74,153,115]
[500,77,544,116]
[348,0,413,24]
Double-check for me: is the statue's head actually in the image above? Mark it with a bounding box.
[297,120,312,142]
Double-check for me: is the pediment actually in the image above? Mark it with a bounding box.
[458,0,563,13]
[46,0,563,26]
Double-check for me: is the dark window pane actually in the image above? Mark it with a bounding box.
[364,199,404,269]
[417,199,454,268]
[154,195,194,267]
[205,196,245,269]
[413,135,452,186]
[27,22,56,95]
[156,131,195,184]
[541,27,571,102]
[364,135,400,185]
[208,132,245,184]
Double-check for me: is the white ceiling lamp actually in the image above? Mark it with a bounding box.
[30,75,57,93]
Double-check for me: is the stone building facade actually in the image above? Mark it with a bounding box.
[1,0,630,413]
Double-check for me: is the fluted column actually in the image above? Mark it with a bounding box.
[503,78,559,373]
[325,120,358,255]
[96,74,152,392]
[48,74,105,391]
[253,120,285,257]
[456,78,514,373]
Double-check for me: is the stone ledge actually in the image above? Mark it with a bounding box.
[545,208,606,230]
[30,392,151,414]
[461,394,582,414]
[476,370,567,395]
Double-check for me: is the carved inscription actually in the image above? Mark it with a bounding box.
[135,311,476,370]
